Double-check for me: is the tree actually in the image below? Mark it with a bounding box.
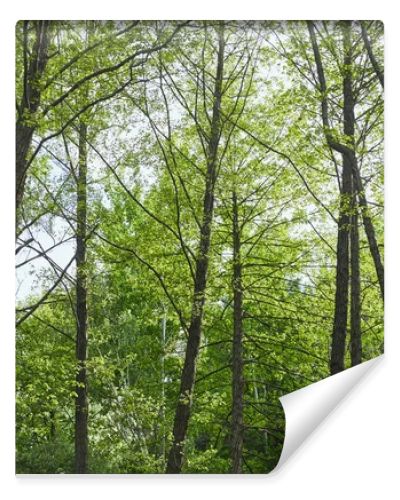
[15,21,186,229]
[230,190,244,473]
[307,20,383,373]
[74,122,89,473]
[15,20,384,474]
[16,21,51,220]
[166,21,226,474]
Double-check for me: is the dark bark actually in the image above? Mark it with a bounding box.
[308,22,352,374]
[351,165,384,300]
[16,21,51,224]
[166,25,225,474]
[231,191,244,474]
[350,190,362,366]
[330,155,351,375]
[308,21,375,373]
[360,21,384,89]
[15,22,186,229]
[74,123,89,473]
[330,22,355,375]
[308,21,384,302]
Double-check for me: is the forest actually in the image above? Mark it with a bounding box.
[15,20,384,474]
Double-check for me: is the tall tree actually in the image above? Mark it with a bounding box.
[350,187,362,366]
[16,21,51,223]
[166,22,226,474]
[307,20,381,373]
[74,122,89,473]
[15,21,186,229]
[230,190,244,473]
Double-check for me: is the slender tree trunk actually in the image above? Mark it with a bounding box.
[16,21,51,225]
[350,189,362,366]
[16,125,35,217]
[308,21,384,303]
[231,191,244,474]
[330,22,355,374]
[75,123,89,474]
[351,165,384,300]
[308,21,368,374]
[166,25,225,474]
[308,25,349,373]
[330,155,351,374]
[160,306,167,468]
[360,21,384,89]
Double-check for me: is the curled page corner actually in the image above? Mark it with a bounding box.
[274,355,383,471]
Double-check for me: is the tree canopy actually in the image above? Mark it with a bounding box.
[15,20,384,474]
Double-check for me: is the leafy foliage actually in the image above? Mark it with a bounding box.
[15,20,384,474]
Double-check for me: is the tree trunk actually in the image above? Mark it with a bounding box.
[166,25,225,474]
[16,21,51,225]
[308,21,384,303]
[351,165,384,300]
[231,191,244,474]
[330,155,351,374]
[308,21,367,374]
[330,22,355,374]
[160,306,167,468]
[360,21,384,89]
[75,123,89,473]
[350,189,362,366]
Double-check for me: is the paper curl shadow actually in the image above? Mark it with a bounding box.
[268,355,383,473]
